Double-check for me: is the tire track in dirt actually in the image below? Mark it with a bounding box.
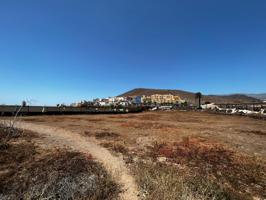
[13,121,139,200]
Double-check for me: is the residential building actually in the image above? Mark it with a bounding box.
[133,96,142,104]
[149,94,182,104]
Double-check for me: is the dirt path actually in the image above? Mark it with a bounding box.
[13,121,139,200]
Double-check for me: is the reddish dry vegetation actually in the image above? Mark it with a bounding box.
[0,125,120,200]
[120,121,176,130]
[147,137,266,200]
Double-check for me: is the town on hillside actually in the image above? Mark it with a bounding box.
[69,93,266,117]
[71,94,187,107]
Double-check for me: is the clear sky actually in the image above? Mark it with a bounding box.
[0,0,266,105]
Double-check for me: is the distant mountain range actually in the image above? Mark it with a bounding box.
[119,88,263,104]
[245,94,266,101]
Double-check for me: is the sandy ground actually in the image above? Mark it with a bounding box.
[19,111,266,158]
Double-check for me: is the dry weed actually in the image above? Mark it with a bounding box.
[0,125,121,200]
[133,161,228,200]
[101,142,128,154]
[95,131,120,139]
[145,137,266,199]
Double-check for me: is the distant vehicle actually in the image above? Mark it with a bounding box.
[158,106,173,110]
[151,106,158,111]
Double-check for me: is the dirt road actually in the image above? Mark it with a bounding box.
[12,121,139,200]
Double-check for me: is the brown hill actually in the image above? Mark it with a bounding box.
[119,88,261,104]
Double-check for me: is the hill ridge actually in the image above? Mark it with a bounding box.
[119,88,261,104]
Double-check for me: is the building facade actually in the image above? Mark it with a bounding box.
[137,94,182,104]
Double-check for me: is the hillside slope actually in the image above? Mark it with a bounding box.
[119,88,261,104]
[246,93,266,101]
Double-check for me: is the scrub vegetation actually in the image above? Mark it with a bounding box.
[0,123,120,200]
[4,110,266,199]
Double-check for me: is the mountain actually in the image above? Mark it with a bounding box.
[246,94,266,101]
[119,88,262,104]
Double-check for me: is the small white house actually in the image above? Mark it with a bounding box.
[107,97,115,104]
[115,97,125,102]
[98,101,108,106]
[201,103,220,110]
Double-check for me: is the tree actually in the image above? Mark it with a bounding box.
[195,92,202,109]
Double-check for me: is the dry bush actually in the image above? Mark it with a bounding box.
[95,131,120,139]
[0,121,22,140]
[1,151,120,200]
[120,121,176,130]
[0,121,23,150]
[135,114,161,121]
[108,115,136,119]
[133,161,228,200]
[236,129,266,136]
[101,142,128,154]
[112,143,128,154]
[145,137,266,200]
[86,118,103,122]
[0,127,120,200]
[20,118,42,122]
[83,130,93,136]
[146,142,168,160]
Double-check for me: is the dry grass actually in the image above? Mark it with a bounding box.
[144,137,266,200]
[0,121,22,138]
[120,121,176,130]
[236,129,266,136]
[95,131,120,139]
[83,130,93,136]
[0,121,25,150]
[108,114,137,119]
[134,113,162,121]
[101,142,129,155]
[0,125,120,200]
[133,161,231,200]
[85,118,104,122]
[20,118,43,122]
[17,111,266,199]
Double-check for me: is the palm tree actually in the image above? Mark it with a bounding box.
[195,92,202,109]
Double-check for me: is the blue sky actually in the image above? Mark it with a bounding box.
[0,0,266,105]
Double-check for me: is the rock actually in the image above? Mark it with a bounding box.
[157,156,167,162]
